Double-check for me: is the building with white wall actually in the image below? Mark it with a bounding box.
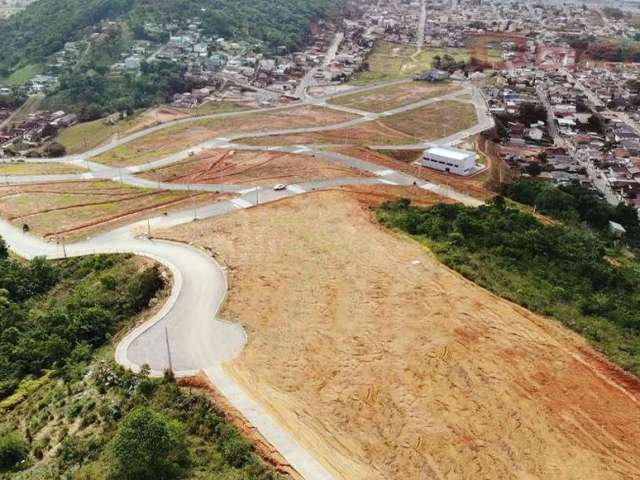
[422,146,479,176]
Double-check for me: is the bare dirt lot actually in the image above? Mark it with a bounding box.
[242,100,477,147]
[162,190,640,480]
[328,81,460,113]
[91,107,356,167]
[0,180,222,240]
[139,149,372,187]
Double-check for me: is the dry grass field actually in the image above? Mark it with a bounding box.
[140,149,371,187]
[242,100,477,147]
[378,99,476,138]
[0,162,86,175]
[91,107,356,167]
[162,190,640,480]
[0,180,222,240]
[328,81,460,113]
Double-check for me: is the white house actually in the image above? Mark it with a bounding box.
[422,146,479,176]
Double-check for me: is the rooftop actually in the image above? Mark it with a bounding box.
[426,146,475,161]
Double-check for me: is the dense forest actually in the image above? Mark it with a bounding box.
[0,0,340,76]
[1,362,280,478]
[378,198,640,377]
[0,240,278,478]
[44,61,193,119]
[0,243,163,400]
[502,179,640,247]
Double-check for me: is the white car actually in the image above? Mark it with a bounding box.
[273,184,287,191]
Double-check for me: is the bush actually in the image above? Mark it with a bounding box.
[221,434,252,468]
[0,432,28,471]
[44,142,67,158]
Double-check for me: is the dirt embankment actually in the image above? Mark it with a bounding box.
[162,190,640,480]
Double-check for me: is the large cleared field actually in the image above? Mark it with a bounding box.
[351,41,470,85]
[162,190,640,480]
[90,107,356,167]
[0,180,222,240]
[139,149,371,187]
[242,100,477,147]
[328,81,460,113]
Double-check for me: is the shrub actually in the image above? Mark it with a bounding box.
[221,434,252,468]
[44,142,67,158]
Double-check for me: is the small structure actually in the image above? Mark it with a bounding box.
[422,146,479,176]
[609,221,626,238]
[415,69,450,82]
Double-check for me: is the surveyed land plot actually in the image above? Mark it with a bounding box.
[162,190,640,480]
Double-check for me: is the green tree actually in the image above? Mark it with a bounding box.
[109,407,189,480]
[44,142,67,158]
[0,432,28,471]
[525,162,543,177]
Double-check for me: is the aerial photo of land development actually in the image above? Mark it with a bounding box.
[2,0,640,478]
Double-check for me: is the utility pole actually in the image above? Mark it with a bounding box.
[62,237,67,258]
[147,217,151,237]
[164,326,173,374]
[188,184,198,219]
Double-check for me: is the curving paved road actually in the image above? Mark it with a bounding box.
[0,78,493,480]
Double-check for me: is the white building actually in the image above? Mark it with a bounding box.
[422,146,479,176]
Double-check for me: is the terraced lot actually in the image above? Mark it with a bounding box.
[242,100,477,147]
[90,107,356,167]
[0,180,222,240]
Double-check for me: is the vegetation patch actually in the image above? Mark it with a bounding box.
[351,41,469,85]
[378,198,640,376]
[1,362,280,478]
[0,163,86,176]
[503,179,640,248]
[379,99,476,139]
[55,114,143,154]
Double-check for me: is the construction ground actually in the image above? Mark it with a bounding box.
[160,189,640,480]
